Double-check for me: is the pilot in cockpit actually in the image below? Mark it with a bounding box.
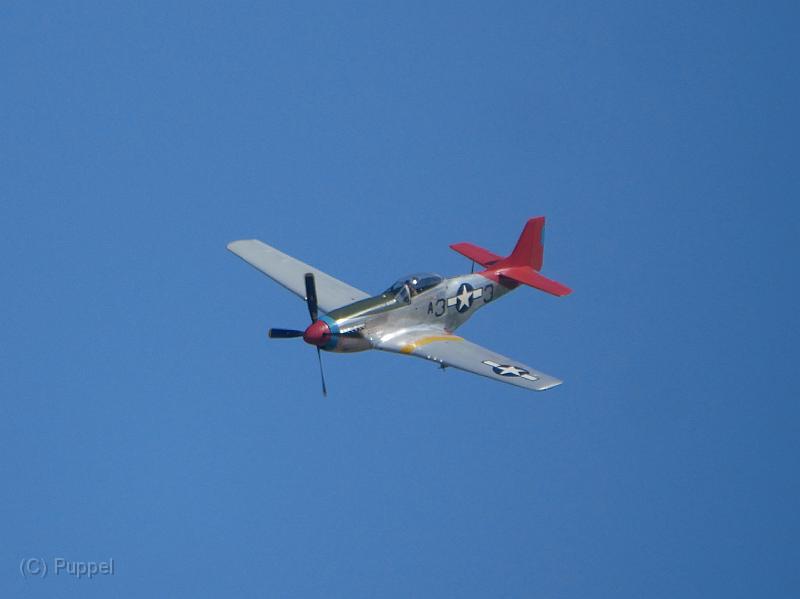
[386,273,443,303]
[405,278,419,298]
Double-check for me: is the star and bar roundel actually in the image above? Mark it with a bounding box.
[447,282,482,313]
[482,360,539,381]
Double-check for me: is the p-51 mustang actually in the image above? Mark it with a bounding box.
[228,217,571,395]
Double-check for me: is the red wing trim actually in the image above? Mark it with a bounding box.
[449,242,503,267]
[493,265,572,297]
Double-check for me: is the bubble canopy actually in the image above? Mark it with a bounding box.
[384,272,444,295]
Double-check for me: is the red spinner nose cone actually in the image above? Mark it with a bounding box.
[303,320,331,346]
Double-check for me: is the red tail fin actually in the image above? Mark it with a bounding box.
[450,216,572,297]
[504,216,545,270]
[449,217,544,269]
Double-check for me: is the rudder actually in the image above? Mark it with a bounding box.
[504,216,545,270]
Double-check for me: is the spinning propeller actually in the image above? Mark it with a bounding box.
[268,273,329,396]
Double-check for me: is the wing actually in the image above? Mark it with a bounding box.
[375,327,563,391]
[227,239,371,313]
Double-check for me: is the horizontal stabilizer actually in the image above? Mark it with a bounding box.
[449,242,503,268]
[451,217,571,298]
[494,266,572,297]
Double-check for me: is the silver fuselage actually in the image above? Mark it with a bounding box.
[318,273,515,352]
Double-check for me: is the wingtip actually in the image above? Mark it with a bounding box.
[227,239,259,252]
[535,379,563,391]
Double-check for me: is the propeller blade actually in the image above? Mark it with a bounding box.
[304,273,318,323]
[316,347,328,397]
[268,328,304,338]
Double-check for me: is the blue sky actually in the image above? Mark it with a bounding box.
[1,2,798,597]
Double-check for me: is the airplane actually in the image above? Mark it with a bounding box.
[227,217,571,395]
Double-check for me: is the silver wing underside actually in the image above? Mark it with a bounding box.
[227,240,371,313]
[375,326,563,392]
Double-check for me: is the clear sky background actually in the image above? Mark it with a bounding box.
[2,2,798,597]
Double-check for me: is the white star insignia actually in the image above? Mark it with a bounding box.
[495,365,524,376]
[447,284,483,312]
[456,286,472,309]
[482,360,539,381]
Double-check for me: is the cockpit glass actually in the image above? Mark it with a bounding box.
[384,272,443,296]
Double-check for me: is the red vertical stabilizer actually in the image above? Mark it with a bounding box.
[449,217,572,297]
[501,216,545,270]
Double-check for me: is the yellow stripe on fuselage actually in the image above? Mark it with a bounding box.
[400,335,463,354]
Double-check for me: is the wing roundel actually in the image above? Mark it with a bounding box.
[376,327,563,392]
